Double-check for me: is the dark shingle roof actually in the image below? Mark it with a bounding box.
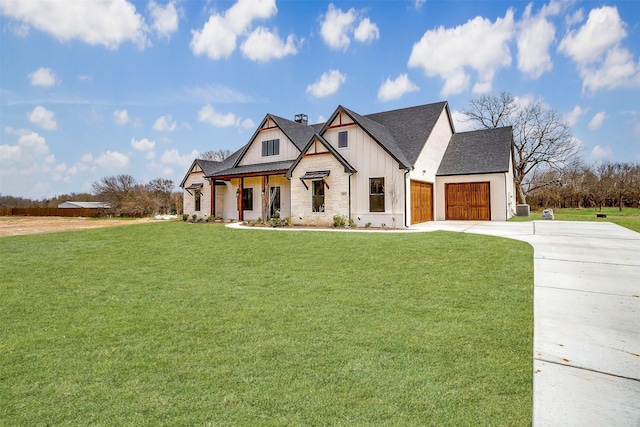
[213,160,295,177]
[437,126,513,176]
[269,115,317,151]
[364,102,449,167]
[340,106,411,168]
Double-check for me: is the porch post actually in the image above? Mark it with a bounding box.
[262,175,268,221]
[237,178,244,221]
[210,178,215,217]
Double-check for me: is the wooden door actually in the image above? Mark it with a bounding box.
[445,182,490,220]
[410,180,433,224]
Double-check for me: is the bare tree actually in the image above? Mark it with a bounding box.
[91,174,139,216]
[146,178,174,214]
[462,92,581,203]
[200,149,232,162]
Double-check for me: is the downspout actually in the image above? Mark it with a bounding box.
[210,177,215,217]
[348,173,352,221]
[404,168,410,228]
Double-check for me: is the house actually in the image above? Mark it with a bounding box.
[180,102,516,227]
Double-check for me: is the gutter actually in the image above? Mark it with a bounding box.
[404,168,410,228]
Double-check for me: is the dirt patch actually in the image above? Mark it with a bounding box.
[0,216,152,237]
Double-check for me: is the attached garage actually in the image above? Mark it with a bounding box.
[410,180,433,224]
[445,182,490,220]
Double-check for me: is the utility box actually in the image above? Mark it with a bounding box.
[516,204,530,217]
[541,209,554,220]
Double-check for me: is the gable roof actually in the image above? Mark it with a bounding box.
[231,114,317,168]
[364,102,451,167]
[286,134,356,178]
[437,126,513,176]
[179,148,243,188]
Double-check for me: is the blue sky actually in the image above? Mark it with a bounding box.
[1,0,639,199]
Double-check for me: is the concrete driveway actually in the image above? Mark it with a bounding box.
[413,220,640,426]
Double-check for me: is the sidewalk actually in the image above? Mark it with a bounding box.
[413,220,640,426]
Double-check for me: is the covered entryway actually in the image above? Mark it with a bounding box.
[410,180,433,224]
[445,182,490,220]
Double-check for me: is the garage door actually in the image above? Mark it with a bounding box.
[410,180,433,224]
[445,182,490,220]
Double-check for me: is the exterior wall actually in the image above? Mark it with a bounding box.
[435,173,511,221]
[408,107,453,224]
[182,167,211,218]
[238,121,300,166]
[219,175,291,221]
[290,152,351,226]
[322,116,406,228]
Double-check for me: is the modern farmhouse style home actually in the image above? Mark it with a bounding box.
[180,102,516,227]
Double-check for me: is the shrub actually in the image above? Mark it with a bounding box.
[365,222,372,228]
[348,217,356,228]
[182,214,189,221]
[333,215,346,228]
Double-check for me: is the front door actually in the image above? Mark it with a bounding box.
[270,186,281,217]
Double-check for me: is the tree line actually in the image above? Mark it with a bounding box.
[462,92,639,210]
[0,175,183,217]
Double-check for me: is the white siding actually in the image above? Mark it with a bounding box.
[408,108,453,223]
[322,117,406,228]
[219,175,291,221]
[238,124,300,166]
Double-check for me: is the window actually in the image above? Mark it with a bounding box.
[243,188,253,211]
[195,191,201,211]
[270,186,281,217]
[312,180,325,212]
[338,131,348,148]
[369,178,385,212]
[261,139,280,157]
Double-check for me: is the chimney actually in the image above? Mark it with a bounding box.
[294,113,308,125]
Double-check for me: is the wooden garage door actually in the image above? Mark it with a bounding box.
[445,182,491,220]
[410,180,433,224]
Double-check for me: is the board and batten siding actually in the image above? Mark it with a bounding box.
[238,119,300,166]
[322,114,405,228]
[407,107,454,224]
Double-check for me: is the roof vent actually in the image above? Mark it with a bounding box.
[294,113,308,125]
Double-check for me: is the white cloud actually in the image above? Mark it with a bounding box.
[517,3,557,79]
[377,74,420,101]
[77,74,93,82]
[148,0,179,39]
[28,67,58,87]
[160,149,199,168]
[588,112,607,130]
[94,150,130,171]
[131,137,155,151]
[241,118,255,129]
[559,6,626,65]
[408,9,514,96]
[451,110,476,132]
[564,105,586,127]
[306,69,346,98]
[590,145,614,162]
[113,109,131,125]
[152,114,177,131]
[559,6,640,93]
[0,144,21,162]
[0,0,149,50]
[353,18,379,44]
[198,105,240,127]
[414,0,426,10]
[190,0,277,60]
[240,27,299,62]
[18,131,49,154]
[29,105,57,130]
[320,4,378,50]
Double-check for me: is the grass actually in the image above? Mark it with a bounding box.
[0,223,533,426]
[509,206,640,233]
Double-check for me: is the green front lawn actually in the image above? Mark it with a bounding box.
[509,207,640,233]
[0,223,533,426]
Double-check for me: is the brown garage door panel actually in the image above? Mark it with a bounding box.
[445,182,490,220]
[410,180,433,224]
